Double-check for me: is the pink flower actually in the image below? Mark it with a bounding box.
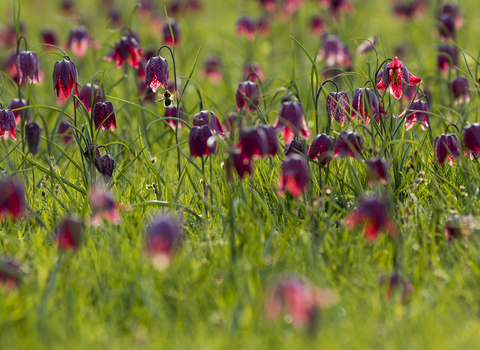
[376,57,422,99]
[273,98,311,144]
[278,154,309,197]
[89,188,121,226]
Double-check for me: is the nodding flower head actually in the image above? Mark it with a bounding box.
[238,127,268,162]
[309,16,325,36]
[278,154,309,197]
[327,91,351,126]
[201,55,222,84]
[445,214,473,241]
[378,272,414,303]
[376,57,421,99]
[317,35,352,68]
[395,99,429,131]
[356,37,376,56]
[345,195,396,241]
[189,125,216,157]
[434,133,459,166]
[163,105,184,130]
[25,122,42,155]
[65,26,95,57]
[8,98,29,125]
[54,216,84,251]
[352,88,387,124]
[236,81,260,113]
[0,258,22,291]
[256,17,270,37]
[462,124,480,154]
[236,15,256,40]
[334,129,364,159]
[308,134,335,165]
[0,178,25,220]
[392,1,426,20]
[52,58,80,98]
[58,120,73,143]
[365,158,390,185]
[146,215,182,270]
[320,0,354,16]
[451,77,470,104]
[16,51,40,84]
[77,84,105,112]
[438,13,455,41]
[285,139,307,157]
[193,110,225,139]
[257,125,279,157]
[0,108,19,140]
[273,98,312,145]
[92,100,117,131]
[145,55,169,93]
[440,3,463,29]
[259,0,276,12]
[162,19,180,46]
[89,188,121,226]
[100,154,115,183]
[437,45,457,74]
[84,143,102,172]
[225,149,253,183]
[242,62,265,83]
[104,35,143,69]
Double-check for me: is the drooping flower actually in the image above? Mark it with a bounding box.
[282,0,304,17]
[201,55,222,84]
[437,45,457,74]
[163,105,184,129]
[54,216,84,251]
[0,258,22,291]
[334,129,363,159]
[451,77,470,104]
[193,110,225,139]
[278,154,309,197]
[224,112,242,134]
[317,35,352,68]
[52,58,80,98]
[146,215,182,270]
[225,149,253,183]
[378,272,414,303]
[434,133,459,166]
[392,1,426,20]
[365,158,390,185]
[285,139,307,156]
[356,37,376,56]
[41,28,58,49]
[8,98,29,125]
[238,127,268,162]
[84,143,102,172]
[58,120,73,143]
[236,81,260,113]
[92,100,117,131]
[236,15,256,41]
[16,51,40,84]
[162,19,181,47]
[320,0,354,17]
[242,62,265,83]
[376,57,422,99]
[309,16,324,36]
[345,195,395,241]
[438,13,455,41]
[104,35,143,69]
[257,125,279,157]
[259,0,276,12]
[0,178,25,220]
[351,88,387,124]
[65,26,96,57]
[0,108,19,140]
[99,154,115,183]
[145,55,169,93]
[445,214,473,241]
[77,84,105,112]
[308,134,335,165]
[256,17,270,37]
[25,122,42,155]
[189,125,216,157]
[273,98,312,144]
[462,124,480,154]
[108,7,122,27]
[440,3,463,29]
[395,99,429,130]
[327,91,350,126]
[89,188,121,226]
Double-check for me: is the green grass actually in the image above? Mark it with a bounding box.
[1,0,480,349]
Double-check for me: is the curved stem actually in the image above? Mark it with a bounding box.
[445,123,460,134]
[315,79,339,135]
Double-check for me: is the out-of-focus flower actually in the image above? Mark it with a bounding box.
[138,0,155,18]
[65,26,98,57]
[54,216,84,251]
[434,133,459,166]
[16,51,40,84]
[189,125,216,157]
[236,15,256,41]
[392,1,426,20]
[327,91,350,126]
[225,149,253,183]
[0,22,24,47]
[236,81,260,113]
[8,98,29,125]
[92,100,116,131]
[77,84,105,112]
[377,57,421,99]
[356,37,376,56]
[53,58,80,98]
[193,110,225,139]
[104,35,143,69]
[438,13,455,41]
[256,18,270,37]
[25,122,42,155]
[451,77,470,104]
[265,276,336,331]
[445,214,473,241]
[201,55,222,84]
[0,108,19,140]
[58,120,73,143]
[278,154,309,196]
[224,112,242,134]
[284,139,307,156]
[89,188,121,226]
[84,143,102,172]
[378,272,414,303]
[60,0,75,14]
[146,215,182,270]
[145,55,169,93]
[0,178,25,220]
[163,19,180,47]
[259,0,276,12]
[308,134,334,165]
[440,3,463,29]
[437,45,457,74]
[395,99,429,131]
[238,127,268,162]
[317,35,351,68]
[282,0,304,17]
[365,158,389,185]
[164,105,184,130]
[345,195,395,241]
[41,28,58,49]
[309,16,324,36]
[273,98,312,144]
[0,258,22,291]
[99,154,115,183]
[320,0,354,17]
[257,125,279,157]
[334,129,363,159]
[352,88,387,124]
[242,62,265,83]
[462,124,480,154]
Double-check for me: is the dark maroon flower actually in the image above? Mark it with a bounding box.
[146,215,182,270]
[189,125,216,157]
[16,51,40,84]
[437,45,457,73]
[54,216,84,251]
[273,98,312,144]
[8,98,29,125]
[462,124,480,154]
[104,36,143,69]
[41,28,58,49]
[366,158,390,185]
[65,26,96,57]
[193,110,225,139]
[77,84,105,112]
[309,16,324,36]
[285,139,307,156]
[308,134,334,165]
[327,91,350,126]
[238,127,268,162]
[317,35,351,68]
[451,77,470,104]
[60,0,75,14]
[0,108,19,140]
[226,149,253,183]
[242,62,265,83]
[356,37,376,56]
[84,143,102,172]
[438,13,455,41]
[334,129,363,159]
[395,99,429,131]
[108,7,122,26]
[92,100,116,131]
[434,133,459,166]
[278,154,309,197]
[89,188,121,226]
[145,56,169,93]
[25,122,42,155]
[351,88,387,124]
[100,154,115,183]
[392,1,425,19]
[201,55,222,84]
[282,0,304,17]
[345,195,395,241]
[224,112,242,133]
[58,120,73,143]
[445,214,473,241]
[320,0,354,16]
[257,125,279,157]
[53,58,80,98]
[378,272,414,303]
[163,19,180,47]
[0,22,24,47]
[259,0,276,12]
[164,105,184,129]
[236,15,256,41]
[236,81,260,113]
[440,3,463,29]
[377,57,422,99]
[0,258,21,291]
[0,178,25,220]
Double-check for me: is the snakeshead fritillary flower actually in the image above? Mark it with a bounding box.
[54,216,84,251]
[8,98,29,125]
[77,84,105,112]
[16,51,40,84]
[392,1,425,20]
[345,195,395,241]
[438,13,455,41]
[437,45,457,73]
[278,154,309,197]
[308,134,335,165]
[201,55,222,84]
[84,143,102,172]
[462,124,480,154]
[434,134,459,166]
[451,77,470,104]
[164,105,184,129]
[104,36,143,69]
[53,58,80,98]
[225,149,253,183]
[378,272,414,303]
[257,125,279,157]
[356,37,376,56]
[441,3,463,29]
[0,178,25,220]
[236,15,256,40]
[259,0,276,12]
[256,18,270,37]
[334,129,363,159]
[377,57,422,99]
[285,139,307,156]
[92,100,116,131]
[273,98,312,145]
[238,127,268,162]
[58,120,73,143]
[395,99,429,131]
[317,35,351,68]
[189,125,216,157]
[352,88,387,124]
[309,16,324,36]
[145,56,169,93]
[327,91,350,126]
[0,108,19,140]
[65,26,96,57]
[0,258,21,291]
[366,158,390,185]
[445,214,473,241]
[89,188,121,226]
[320,0,354,16]
[146,215,182,270]
[242,62,265,83]
[25,122,42,155]
[236,81,260,113]
[193,110,225,139]
[162,19,180,46]
[100,154,115,183]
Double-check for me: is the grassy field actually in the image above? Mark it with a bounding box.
[1,0,480,349]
